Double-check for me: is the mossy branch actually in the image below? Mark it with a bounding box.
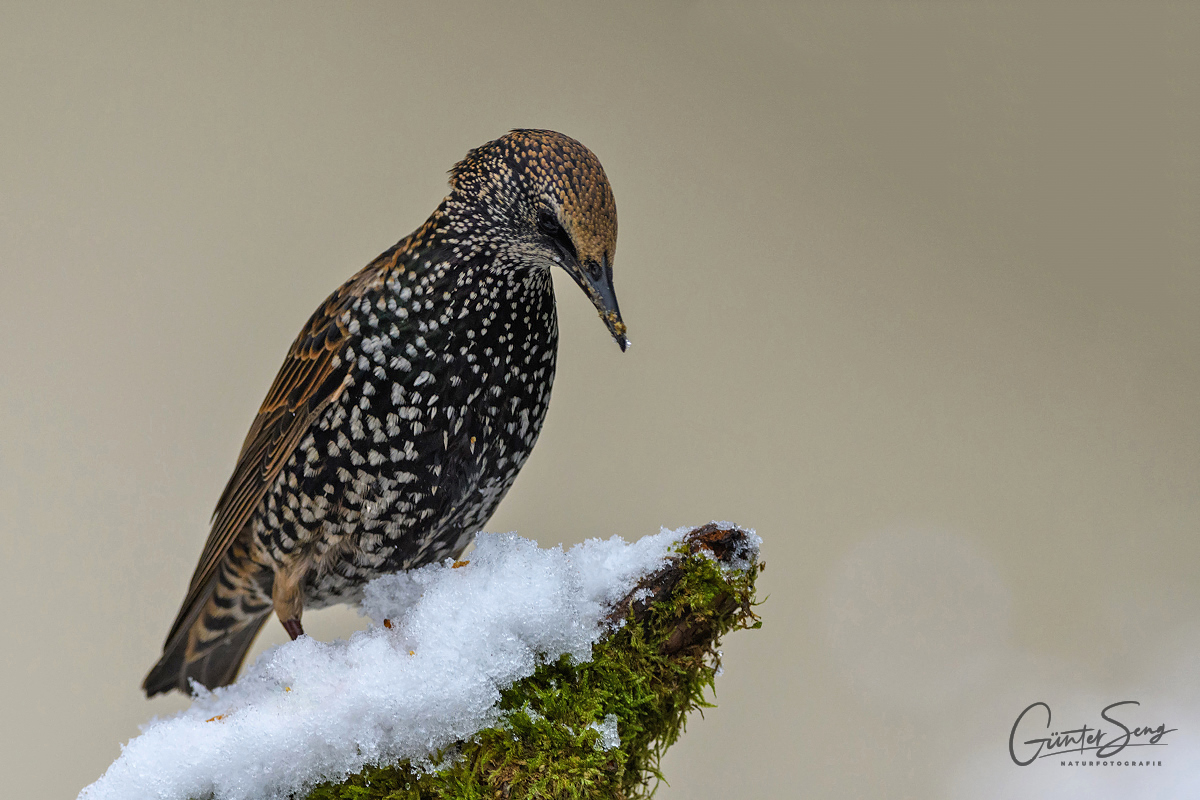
[304,524,763,800]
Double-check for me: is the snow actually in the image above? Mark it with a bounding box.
[81,528,694,800]
[588,714,621,751]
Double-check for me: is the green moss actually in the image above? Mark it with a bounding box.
[304,533,761,800]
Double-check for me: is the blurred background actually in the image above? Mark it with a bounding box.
[2,2,1198,797]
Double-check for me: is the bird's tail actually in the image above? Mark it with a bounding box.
[143,549,274,697]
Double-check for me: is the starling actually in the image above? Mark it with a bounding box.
[143,130,626,696]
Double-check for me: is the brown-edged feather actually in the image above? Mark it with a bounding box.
[162,261,390,646]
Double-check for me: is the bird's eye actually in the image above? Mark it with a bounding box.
[536,207,579,262]
[537,208,560,236]
[585,260,603,281]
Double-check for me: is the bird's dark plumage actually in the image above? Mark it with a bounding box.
[144,130,625,696]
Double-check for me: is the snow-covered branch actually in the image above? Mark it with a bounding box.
[82,524,762,800]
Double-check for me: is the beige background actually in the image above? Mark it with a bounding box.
[2,2,1198,797]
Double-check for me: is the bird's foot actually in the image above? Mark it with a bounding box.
[281,618,304,640]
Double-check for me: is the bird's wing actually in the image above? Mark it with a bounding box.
[164,263,388,644]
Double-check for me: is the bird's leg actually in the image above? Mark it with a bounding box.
[272,560,308,641]
[281,618,305,640]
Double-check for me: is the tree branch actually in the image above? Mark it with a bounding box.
[305,523,763,800]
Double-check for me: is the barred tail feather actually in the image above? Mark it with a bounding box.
[143,611,269,697]
[143,550,274,697]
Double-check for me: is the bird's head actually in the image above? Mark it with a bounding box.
[448,130,627,351]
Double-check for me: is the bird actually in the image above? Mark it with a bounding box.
[143,130,626,696]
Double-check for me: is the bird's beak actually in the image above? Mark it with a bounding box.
[567,254,627,351]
